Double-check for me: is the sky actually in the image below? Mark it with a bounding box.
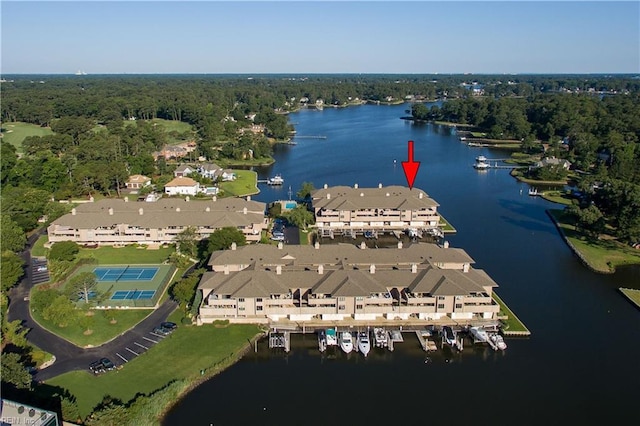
[1,1,639,74]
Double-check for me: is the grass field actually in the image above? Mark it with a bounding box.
[31,235,49,257]
[493,292,530,334]
[439,215,457,233]
[548,209,640,272]
[1,122,54,153]
[47,324,262,418]
[30,308,153,347]
[76,245,175,265]
[619,288,640,309]
[218,169,259,197]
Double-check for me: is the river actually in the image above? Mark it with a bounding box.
[163,104,640,425]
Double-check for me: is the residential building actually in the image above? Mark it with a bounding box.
[47,197,267,245]
[197,163,222,179]
[164,177,200,196]
[534,156,572,170]
[311,184,441,237]
[198,242,500,324]
[125,174,151,190]
[173,164,196,178]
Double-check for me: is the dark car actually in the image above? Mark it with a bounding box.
[90,360,105,374]
[153,326,171,336]
[160,322,177,331]
[100,358,115,371]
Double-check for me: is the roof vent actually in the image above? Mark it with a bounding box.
[397,241,403,249]
[314,241,320,249]
[360,241,366,250]
[72,208,77,215]
[278,242,283,249]
[378,183,383,188]
[212,196,217,202]
[318,264,324,274]
[206,206,210,212]
[176,207,181,212]
[108,207,113,216]
[360,192,364,197]
[411,263,417,273]
[354,183,358,189]
[124,196,129,202]
[247,195,251,201]
[243,207,247,215]
[323,183,328,189]
[185,196,190,202]
[139,208,143,215]
[443,240,449,249]
[463,263,470,273]
[386,192,390,197]
[419,192,423,199]
[276,265,282,275]
[326,193,331,200]
[224,265,229,275]
[231,242,237,250]
[369,264,376,274]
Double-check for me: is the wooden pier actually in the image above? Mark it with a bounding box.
[293,135,327,139]
[415,331,438,352]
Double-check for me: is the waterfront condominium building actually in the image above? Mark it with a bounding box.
[197,241,500,324]
[310,184,442,238]
[47,197,267,245]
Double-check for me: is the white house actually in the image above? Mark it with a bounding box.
[165,177,200,196]
[174,164,196,178]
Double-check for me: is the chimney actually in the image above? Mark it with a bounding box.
[276,265,282,275]
[369,264,376,274]
[185,196,190,202]
[360,192,364,197]
[318,264,324,275]
[378,183,383,188]
[323,184,328,189]
[360,241,366,250]
[212,196,217,202]
[176,207,181,212]
[72,208,77,216]
[124,196,129,202]
[246,195,251,201]
[354,183,358,189]
[243,207,247,215]
[419,192,423,199]
[397,241,403,249]
[326,193,331,200]
[411,263,417,273]
[463,263,470,273]
[386,192,390,197]
[314,241,320,249]
[231,242,237,250]
[205,206,210,212]
[224,265,229,275]
[443,240,449,249]
[108,207,113,216]
[278,242,283,250]
[138,208,143,215]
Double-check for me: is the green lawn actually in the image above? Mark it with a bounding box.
[540,190,573,206]
[439,215,457,233]
[76,245,175,265]
[47,324,262,418]
[493,292,530,334]
[218,169,259,197]
[149,118,193,134]
[548,209,640,272]
[31,235,49,257]
[30,308,153,347]
[1,122,54,153]
[619,288,640,309]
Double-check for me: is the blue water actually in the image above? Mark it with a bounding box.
[165,103,640,426]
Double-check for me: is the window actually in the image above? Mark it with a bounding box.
[257,306,263,311]
[338,305,345,311]
[455,303,463,309]
[256,298,262,303]
[437,296,445,300]
[238,298,245,303]
[356,304,363,310]
[437,303,445,309]
[238,307,245,311]
[338,297,345,301]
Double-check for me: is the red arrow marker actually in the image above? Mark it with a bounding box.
[401,140,420,189]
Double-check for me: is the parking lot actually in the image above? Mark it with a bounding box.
[31,257,50,285]
[90,322,178,372]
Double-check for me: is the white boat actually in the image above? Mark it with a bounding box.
[528,187,539,196]
[490,333,507,350]
[318,330,327,352]
[357,331,371,357]
[405,228,419,238]
[326,328,338,346]
[373,327,388,348]
[469,326,489,343]
[476,155,487,162]
[267,174,284,185]
[339,331,354,354]
[442,326,456,346]
[473,161,489,170]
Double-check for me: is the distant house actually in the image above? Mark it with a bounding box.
[220,169,236,182]
[198,163,222,179]
[165,177,200,196]
[534,157,572,170]
[125,174,151,190]
[174,164,196,178]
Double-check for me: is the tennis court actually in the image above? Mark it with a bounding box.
[93,266,159,282]
[111,290,156,300]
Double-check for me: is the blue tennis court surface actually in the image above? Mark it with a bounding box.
[111,290,156,300]
[93,267,159,282]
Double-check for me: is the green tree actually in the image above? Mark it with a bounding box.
[282,205,315,230]
[48,241,79,262]
[1,215,26,253]
[1,142,17,184]
[2,319,29,348]
[30,287,59,314]
[296,182,315,201]
[170,270,203,310]
[175,226,199,258]
[411,103,429,120]
[200,227,247,259]
[43,295,76,327]
[65,272,98,303]
[1,352,32,390]
[1,251,24,291]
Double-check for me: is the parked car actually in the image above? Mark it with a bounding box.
[36,265,48,272]
[160,322,177,331]
[153,326,171,336]
[100,358,115,371]
[90,360,105,374]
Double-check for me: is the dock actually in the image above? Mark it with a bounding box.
[415,331,438,352]
[293,135,327,139]
[387,329,404,351]
[268,330,290,352]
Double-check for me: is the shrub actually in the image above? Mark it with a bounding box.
[49,241,79,262]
